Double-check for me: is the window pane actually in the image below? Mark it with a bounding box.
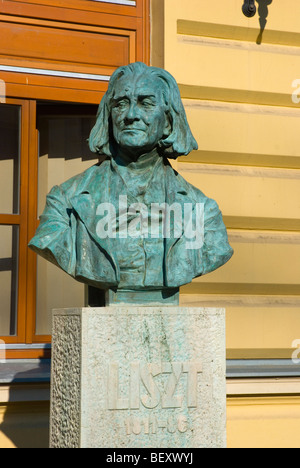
[0,225,18,336]
[36,104,98,334]
[0,105,20,214]
[37,106,99,216]
[36,256,85,335]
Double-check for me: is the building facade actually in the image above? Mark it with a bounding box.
[1,0,300,448]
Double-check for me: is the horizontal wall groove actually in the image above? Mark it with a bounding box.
[177,33,300,57]
[228,230,300,245]
[223,216,300,232]
[180,294,300,308]
[226,348,296,360]
[181,283,300,296]
[179,85,299,110]
[178,150,300,170]
[177,19,300,49]
[179,162,300,180]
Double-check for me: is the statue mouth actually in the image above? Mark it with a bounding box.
[122,128,146,133]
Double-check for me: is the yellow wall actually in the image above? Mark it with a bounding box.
[150,0,300,448]
[0,402,49,448]
[153,0,300,360]
[2,396,300,449]
[227,396,300,448]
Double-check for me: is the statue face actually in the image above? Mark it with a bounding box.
[111,74,171,158]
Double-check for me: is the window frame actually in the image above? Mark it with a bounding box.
[0,0,150,358]
[0,84,107,358]
[0,98,101,357]
[0,98,30,345]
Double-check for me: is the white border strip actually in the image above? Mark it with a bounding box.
[0,65,110,81]
[91,0,136,6]
[227,378,300,396]
[0,343,51,350]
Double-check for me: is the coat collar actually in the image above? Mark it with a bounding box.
[69,159,196,265]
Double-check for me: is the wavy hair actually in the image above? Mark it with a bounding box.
[88,62,198,159]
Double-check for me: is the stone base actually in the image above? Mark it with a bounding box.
[50,307,226,448]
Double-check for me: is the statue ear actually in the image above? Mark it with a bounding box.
[163,113,172,137]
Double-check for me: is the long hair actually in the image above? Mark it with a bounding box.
[88,62,198,159]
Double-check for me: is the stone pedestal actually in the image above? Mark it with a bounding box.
[50,307,226,448]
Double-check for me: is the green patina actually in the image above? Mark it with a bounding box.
[29,62,233,306]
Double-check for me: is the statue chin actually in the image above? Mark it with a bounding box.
[113,135,161,159]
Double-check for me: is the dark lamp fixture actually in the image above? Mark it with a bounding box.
[242,0,257,17]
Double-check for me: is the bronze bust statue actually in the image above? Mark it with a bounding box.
[29,62,233,301]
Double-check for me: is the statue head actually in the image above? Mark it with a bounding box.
[89,62,198,159]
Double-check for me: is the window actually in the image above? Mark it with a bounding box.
[0,100,29,345]
[0,104,20,338]
[0,0,149,358]
[35,103,99,336]
[0,100,98,355]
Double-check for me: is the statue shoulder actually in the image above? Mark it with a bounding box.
[167,165,221,211]
[58,159,110,198]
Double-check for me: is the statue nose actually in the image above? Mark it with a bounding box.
[124,103,140,123]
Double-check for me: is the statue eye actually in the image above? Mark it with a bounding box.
[114,99,129,109]
[140,97,155,107]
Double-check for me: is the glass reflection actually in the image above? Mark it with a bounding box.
[0,105,20,214]
[0,225,19,336]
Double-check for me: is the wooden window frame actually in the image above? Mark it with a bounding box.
[0,97,102,359]
[0,99,30,345]
[0,97,106,358]
[2,0,142,18]
[0,0,150,66]
[0,0,150,359]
